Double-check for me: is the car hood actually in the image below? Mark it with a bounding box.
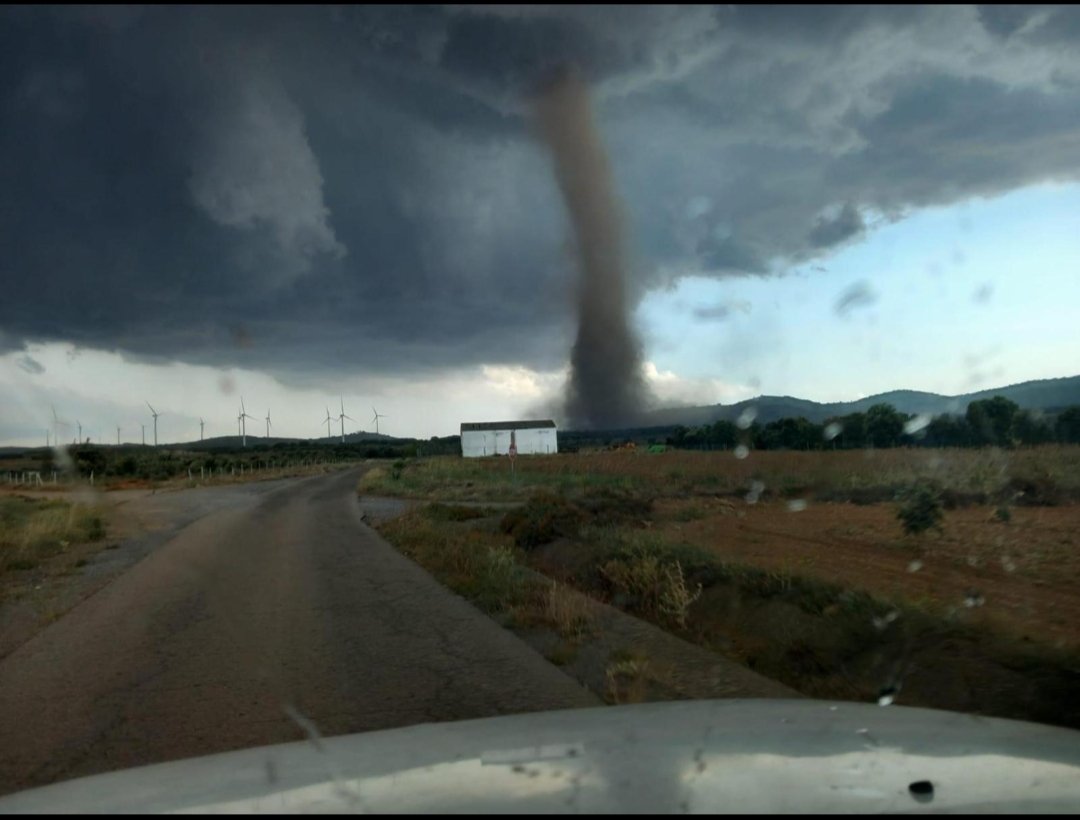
[1,699,1078,814]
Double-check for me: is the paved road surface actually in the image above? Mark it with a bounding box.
[0,467,598,796]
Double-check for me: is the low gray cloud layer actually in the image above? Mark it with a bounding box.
[2,5,1080,383]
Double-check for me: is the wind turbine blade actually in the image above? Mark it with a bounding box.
[343,414,355,422]
[146,401,156,414]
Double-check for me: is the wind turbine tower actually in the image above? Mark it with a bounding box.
[200,418,205,441]
[323,407,334,440]
[76,420,82,445]
[338,398,355,445]
[371,407,387,436]
[265,409,272,439]
[141,424,146,446]
[117,426,121,446]
[239,397,257,448]
[146,402,160,446]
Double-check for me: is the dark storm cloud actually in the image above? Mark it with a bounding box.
[808,203,865,249]
[3,5,1080,384]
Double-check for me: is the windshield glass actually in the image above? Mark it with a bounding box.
[1,3,1078,809]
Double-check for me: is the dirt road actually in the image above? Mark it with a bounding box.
[0,467,597,797]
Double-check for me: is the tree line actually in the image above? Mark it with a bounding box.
[665,397,1080,451]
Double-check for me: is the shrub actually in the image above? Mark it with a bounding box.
[390,460,406,480]
[598,545,702,628]
[896,479,945,537]
[500,493,587,550]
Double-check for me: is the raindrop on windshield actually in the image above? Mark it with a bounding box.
[903,414,931,435]
[745,480,765,504]
[963,590,986,608]
[907,560,923,573]
[734,444,749,460]
[824,422,843,441]
[787,499,808,512]
[736,407,757,430]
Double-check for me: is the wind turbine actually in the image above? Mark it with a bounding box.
[371,407,386,436]
[146,402,161,446]
[200,418,205,441]
[117,426,121,446]
[141,424,146,446]
[337,398,355,444]
[323,407,334,440]
[265,408,272,439]
[238,397,257,448]
[76,420,82,445]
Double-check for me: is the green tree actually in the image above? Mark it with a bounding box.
[1011,410,1054,445]
[1056,406,1080,444]
[966,396,1020,446]
[866,404,905,448]
[923,415,972,448]
[710,420,739,449]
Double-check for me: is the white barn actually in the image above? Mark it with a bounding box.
[460,420,558,458]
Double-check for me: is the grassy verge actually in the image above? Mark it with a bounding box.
[0,495,106,574]
[373,492,1080,729]
[378,504,594,639]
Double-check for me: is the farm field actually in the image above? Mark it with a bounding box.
[365,446,1080,728]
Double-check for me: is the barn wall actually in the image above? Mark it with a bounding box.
[460,427,559,457]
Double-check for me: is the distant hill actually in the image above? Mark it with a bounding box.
[176,432,397,451]
[643,375,1080,427]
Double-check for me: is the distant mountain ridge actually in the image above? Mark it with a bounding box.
[644,375,1080,428]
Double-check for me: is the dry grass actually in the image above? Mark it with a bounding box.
[544,581,594,641]
[0,496,106,571]
[358,446,1080,505]
[604,649,652,704]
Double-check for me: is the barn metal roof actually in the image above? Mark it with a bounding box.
[460,420,557,432]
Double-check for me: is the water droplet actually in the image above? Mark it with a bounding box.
[878,693,895,706]
[963,590,985,608]
[824,422,843,441]
[872,610,899,630]
[786,499,808,512]
[967,555,979,567]
[903,414,931,435]
[828,705,838,711]
[1001,556,1016,573]
[907,560,923,573]
[736,407,757,430]
[909,780,934,803]
[734,444,749,460]
[745,480,765,504]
